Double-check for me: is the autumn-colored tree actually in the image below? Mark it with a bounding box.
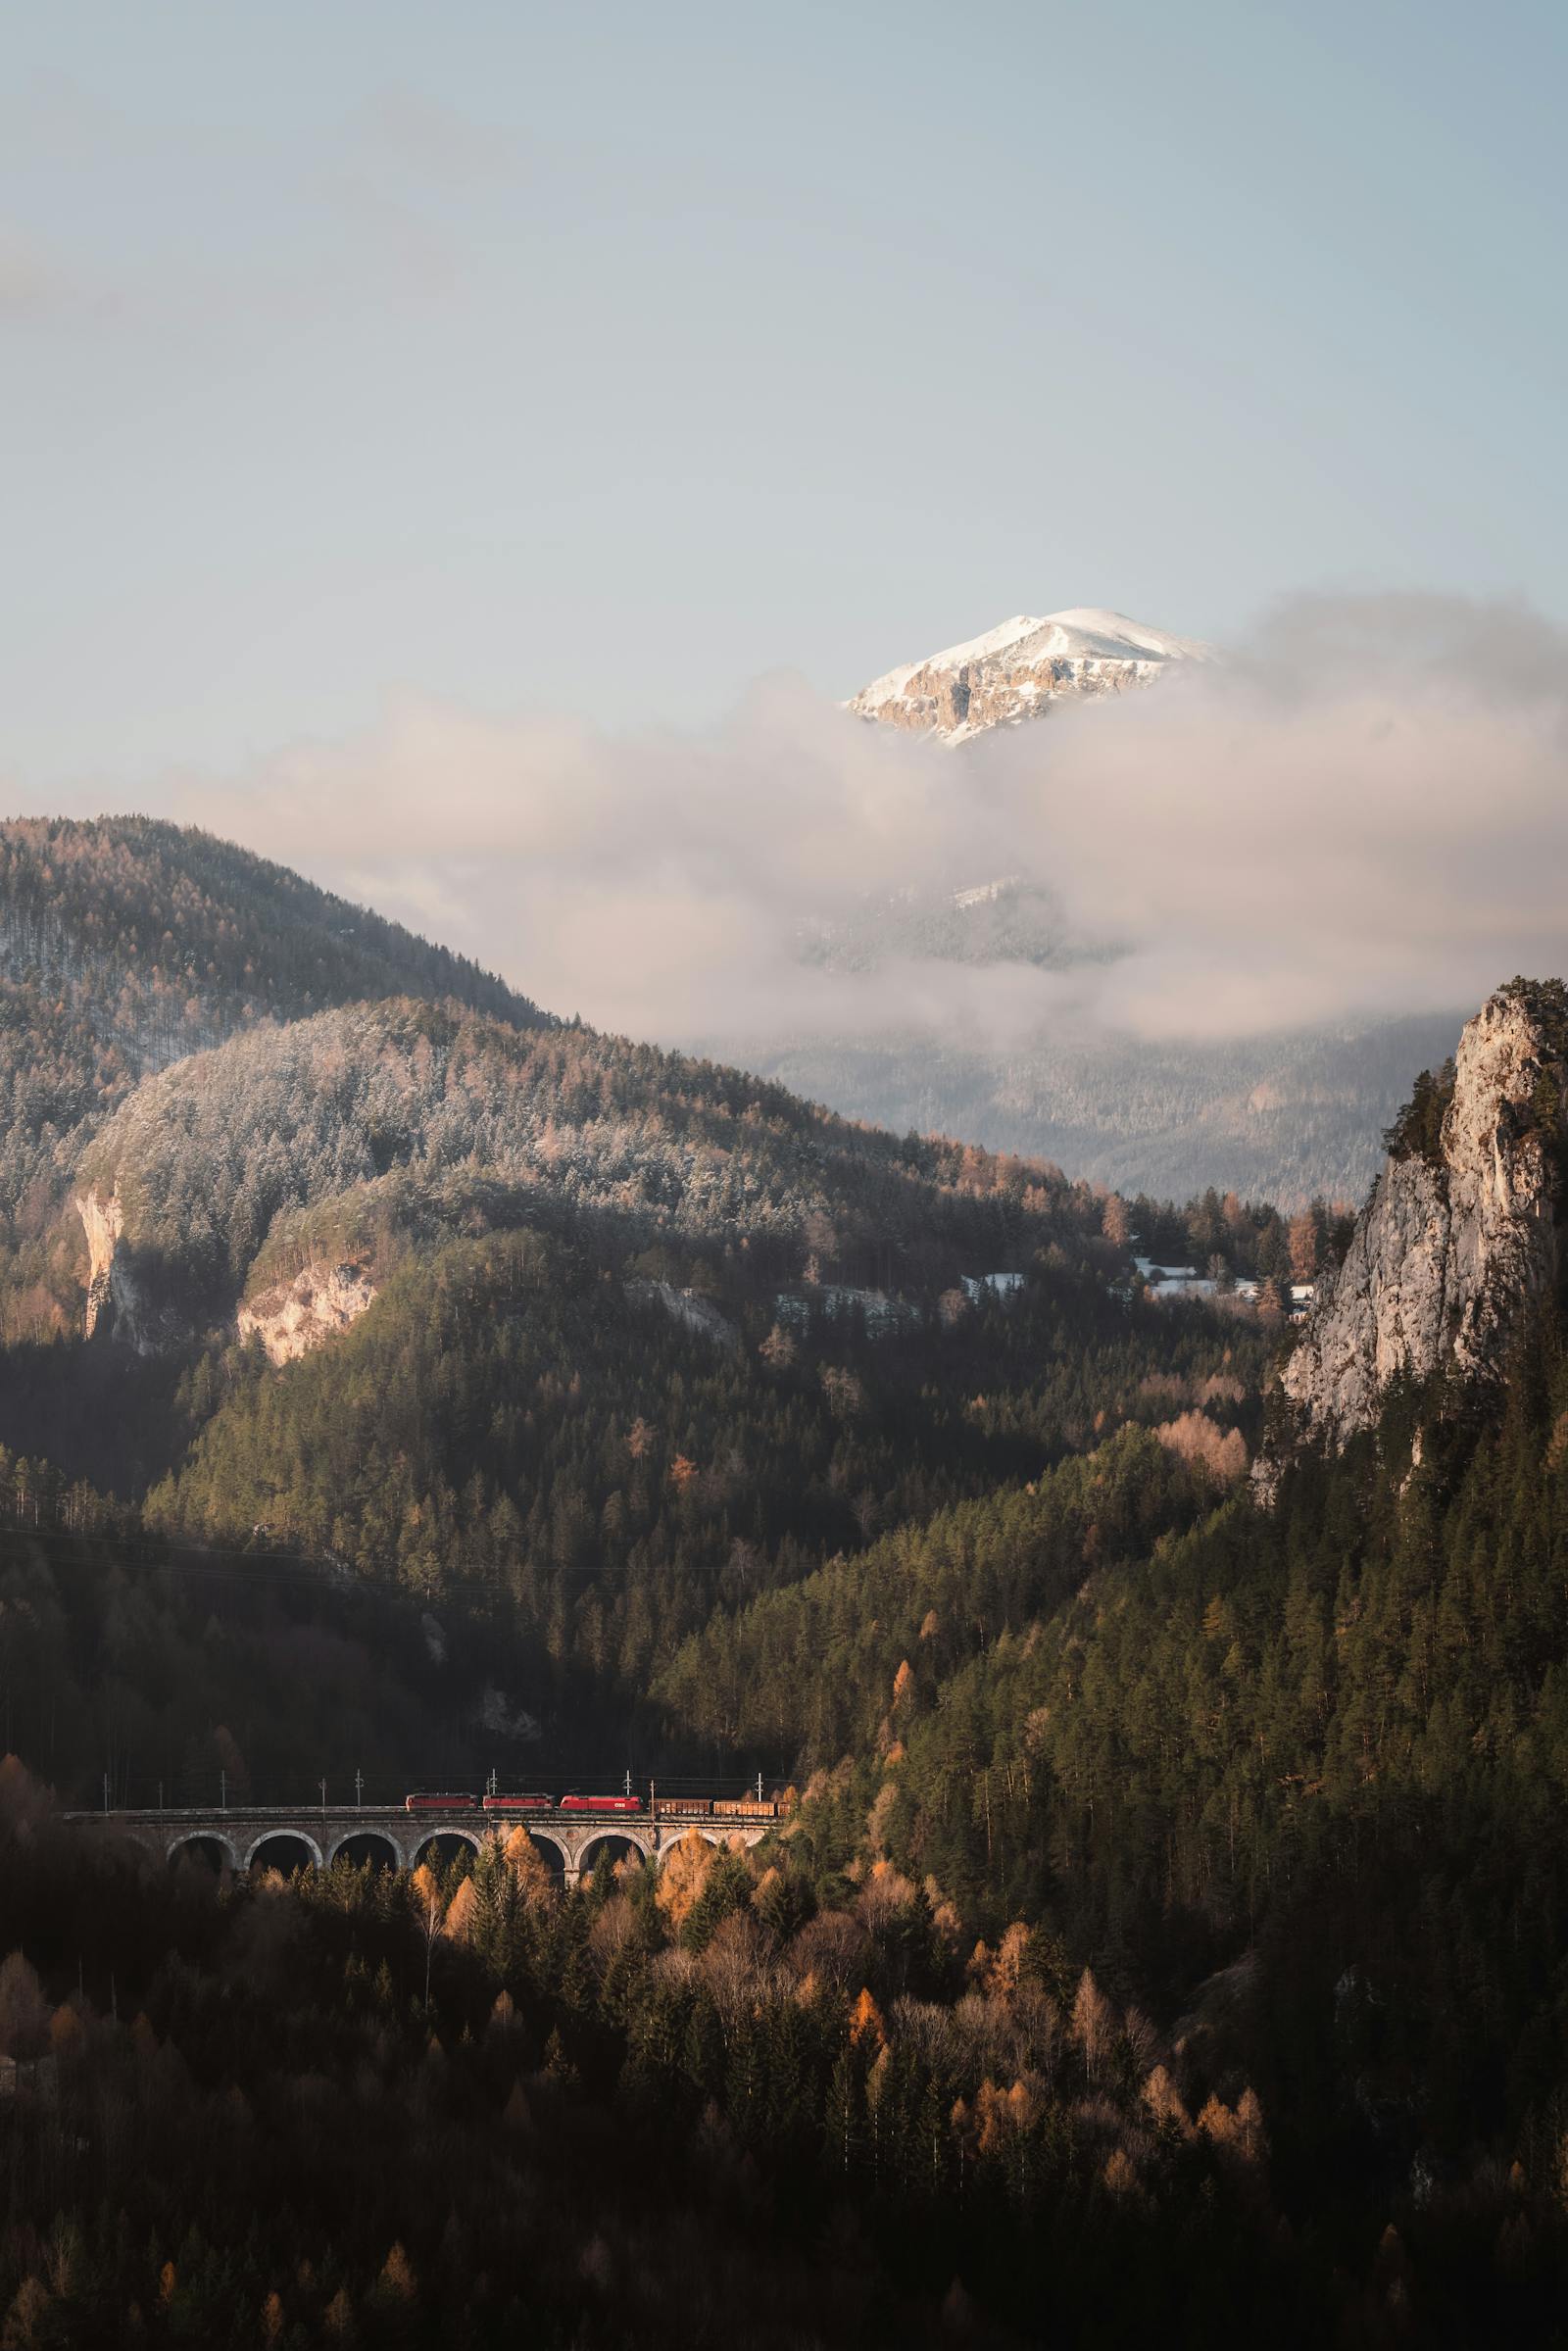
[411,1864,443,2007]
[1288,1209,1319,1282]
[849,1985,885,2052]
[1,2279,53,2351]
[626,1415,654,1462]
[380,2244,416,2301]
[864,1781,899,1856]
[1070,1969,1116,2081]
[655,1829,717,1931]
[812,1363,862,1422]
[1102,1195,1131,1248]
[0,1952,46,2058]
[988,1921,1032,2003]
[322,2285,355,2338]
[1153,1411,1248,1483]
[502,1824,556,1905]
[441,1875,480,1944]
[1142,2063,1193,2137]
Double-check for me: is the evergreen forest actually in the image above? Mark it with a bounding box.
[0,823,1560,2346]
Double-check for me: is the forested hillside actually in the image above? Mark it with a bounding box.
[76,995,1078,1323]
[12,1317,1568,2343]
[0,818,546,1339]
[18,830,1556,2343]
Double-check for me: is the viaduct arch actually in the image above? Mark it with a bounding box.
[244,1829,325,1872]
[71,1807,772,1886]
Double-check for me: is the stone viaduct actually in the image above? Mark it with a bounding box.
[69,1804,772,1887]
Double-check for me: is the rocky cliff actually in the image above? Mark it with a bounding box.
[850,607,1212,743]
[77,1189,379,1364]
[1268,982,1568,1464]
[236,1261,379,1365]
[74,1187,186,1356]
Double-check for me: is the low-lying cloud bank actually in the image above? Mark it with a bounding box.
[72,592,1568,1049]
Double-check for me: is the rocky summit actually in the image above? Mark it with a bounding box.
[848,605,1213,742]
[1269,978,1568,1462]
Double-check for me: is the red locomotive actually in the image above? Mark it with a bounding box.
[480,1792,554,1812]
[404,1793,478,1813]
[559,1793,642,1813]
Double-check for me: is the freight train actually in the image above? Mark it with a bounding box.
[403,1789,781,1819]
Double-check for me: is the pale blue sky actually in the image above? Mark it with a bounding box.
[3,0,1564,792]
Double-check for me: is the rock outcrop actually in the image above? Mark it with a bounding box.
[236,1261,379,1365]
[1269,982,1568,1464]
[74,1187,185,1355]
[850,607,1213,743]
[76,1188,123,1341]
[77,1186,378,1364]
[624,1279,739,1352]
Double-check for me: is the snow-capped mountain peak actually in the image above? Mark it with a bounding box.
[851,605,1214,742]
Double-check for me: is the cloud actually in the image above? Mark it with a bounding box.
[148,592,1568,1052]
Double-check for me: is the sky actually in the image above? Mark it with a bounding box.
[3,0,1566,797]
[3,2,1566,1070]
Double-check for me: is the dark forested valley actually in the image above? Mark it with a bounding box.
[2,824,1566,2346]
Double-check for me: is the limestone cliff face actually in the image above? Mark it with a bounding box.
[236,1262,378,1365]
[76,1187,377,1363]
[74,1187,183,1355]
[1273,985,1567,1459]
[76,1188,123,1340]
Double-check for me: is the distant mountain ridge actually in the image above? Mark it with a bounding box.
[849,604,1213,742]
[711,1010,1464,1212]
